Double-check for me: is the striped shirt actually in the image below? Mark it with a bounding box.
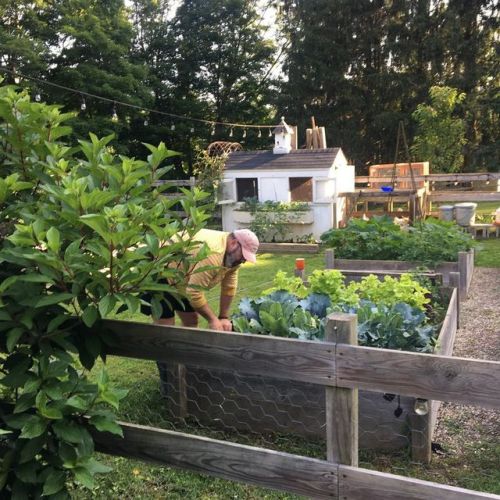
[179,229,239,309]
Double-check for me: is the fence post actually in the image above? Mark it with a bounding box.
[325,249,335,269]
[457,252,468,298]
[325,313,358,466]
[449,271,461,329]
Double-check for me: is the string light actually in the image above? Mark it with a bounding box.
[242,129,247,138]
[0,67,277,133]
[211,124,216,135]
[190,126,194,133]
[34,92,41,102]
[111,105,118,122]
[229,128,233,137]
[258,128,262,138]
[143,118,148,126]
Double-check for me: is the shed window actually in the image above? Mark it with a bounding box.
[236,178,258,201]
[289,177,313,202]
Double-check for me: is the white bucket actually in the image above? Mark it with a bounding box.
[454,202,477,227]
[438,205,454,222]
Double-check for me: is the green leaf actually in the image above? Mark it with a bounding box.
[7,327,24,352]
[98,295,115,317]
[89,415,123,437]
[14,392,36,414]
[46,226,61,253]
[15,460,39,483]
[53,421,92,445]
[73,466,94,489]
[36,293,74,308]
[83,457,112,474]
[42,469,67,496]
[19,435,46,463]
[20,415,48,439]
[82,305,98,327]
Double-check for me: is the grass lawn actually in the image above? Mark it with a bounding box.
[475,239,500,267]
[74,250,499,498]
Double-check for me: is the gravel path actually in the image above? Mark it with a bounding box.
[433,267,499,459]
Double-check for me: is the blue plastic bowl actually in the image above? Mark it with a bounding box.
[381,186,394,193]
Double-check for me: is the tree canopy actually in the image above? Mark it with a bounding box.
[1,0,498,171]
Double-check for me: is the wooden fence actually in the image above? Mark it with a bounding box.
[92,316,500,500]
[324,248,474,300]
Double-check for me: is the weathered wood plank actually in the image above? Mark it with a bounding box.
[339,465,499,499]
[325,314,358,466]
[436,288,458,357]
[258,242,320,254]
[92,421,338,499]
[429,191,500,202]
[337,346,500,409]
[101,319,336,386]
[355,172,500,183]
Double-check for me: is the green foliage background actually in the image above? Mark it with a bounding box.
[0,0,498,171]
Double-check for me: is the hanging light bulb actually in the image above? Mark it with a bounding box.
[143,118,149,126]
[211,124,216,135]
[171,124,175,131]
[486,177,490,185]
[34,91,41,102]
[111,106,119,122]
[258,128,262,138]
[14,76,20,84]
[268,128,272,137]
[80,98,86,111]
[190,126,195,134]
[229,128,233,137]
[242,129,247,138]
[414,398,429,416]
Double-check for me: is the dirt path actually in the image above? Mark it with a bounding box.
[433,267,499,468]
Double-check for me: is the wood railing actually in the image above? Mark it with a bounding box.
[89,316,500,500]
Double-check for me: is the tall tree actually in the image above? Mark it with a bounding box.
[45,0,152,153]
[171,0,276,147]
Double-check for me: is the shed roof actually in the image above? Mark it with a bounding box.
[224,148,341,171]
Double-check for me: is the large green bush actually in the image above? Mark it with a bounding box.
[320,216,474,264]
[0,82,210,497]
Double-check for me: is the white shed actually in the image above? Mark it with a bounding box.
[219,118,355,241]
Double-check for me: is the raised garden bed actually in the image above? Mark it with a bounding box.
[233,210,314,225]
[325,248,474,301]
[162,278,458,463]
[258,242,320,253]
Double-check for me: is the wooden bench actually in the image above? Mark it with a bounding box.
[469,223,500,238]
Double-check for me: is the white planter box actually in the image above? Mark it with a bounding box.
[233,210,314,225]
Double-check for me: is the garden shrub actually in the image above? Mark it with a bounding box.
[0,81,210,497]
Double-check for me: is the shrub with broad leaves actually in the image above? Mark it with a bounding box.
[0,81,210,498]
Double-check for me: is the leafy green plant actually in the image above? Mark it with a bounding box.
[320,215,474,265]
[232,291,324,341]
[350,274,430,311]
[238,198,311,242]
[262,270,308,298]
[353,302,437,352]
[0,82,210,497]
[233,270,439,352]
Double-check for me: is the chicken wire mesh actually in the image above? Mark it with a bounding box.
[114,358,433,464]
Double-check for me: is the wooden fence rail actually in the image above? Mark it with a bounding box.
[91,420,498,500]
[95,317,500,499]
[101,319,500,409]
